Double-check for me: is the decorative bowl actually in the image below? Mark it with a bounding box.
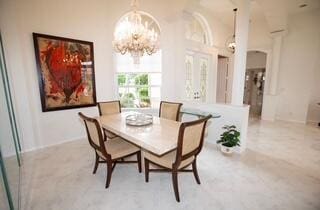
[126,113,153,126]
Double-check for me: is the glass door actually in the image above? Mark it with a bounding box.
[185,51,210,102]
[0,33,21,210]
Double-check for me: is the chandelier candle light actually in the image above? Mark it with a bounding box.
[226,8,237,53]
[113,0,159,64]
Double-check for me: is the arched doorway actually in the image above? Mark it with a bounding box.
[244,51,267,117]
[184,12,213,102]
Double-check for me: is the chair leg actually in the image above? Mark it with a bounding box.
[172,170,180,202]
[105,162,113,188]
[144,158,149,182]
[192,160,201,184]
[137,151,142,173]
[93,152,99,174]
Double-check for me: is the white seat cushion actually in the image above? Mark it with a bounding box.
[97,137,140,160]
[143,150,194,169]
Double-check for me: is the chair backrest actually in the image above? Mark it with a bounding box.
[78,112,109,159]
[98,100,121,116]
[159,101,182,121]
[174,115,212,167]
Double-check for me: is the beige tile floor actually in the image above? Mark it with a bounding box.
[20,119,320,210]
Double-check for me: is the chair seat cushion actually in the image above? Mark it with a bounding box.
[143,150,194,169]
[97,137,140,160]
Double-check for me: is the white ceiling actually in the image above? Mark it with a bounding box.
[199,0,320,31]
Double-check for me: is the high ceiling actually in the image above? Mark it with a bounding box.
[199,0,320,31]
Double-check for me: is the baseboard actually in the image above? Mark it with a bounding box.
[275,117,306,124]
[260,117,275,122]
[21,136,86,154]
[307,121,320,126]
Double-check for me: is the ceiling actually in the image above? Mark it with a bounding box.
[198,0,320,31]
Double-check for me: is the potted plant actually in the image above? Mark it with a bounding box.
[216,125,240,154]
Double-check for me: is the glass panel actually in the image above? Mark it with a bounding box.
[0,33,21,210]
[127,73,137,86]
[137,87,150,108]
[200,57,208,102]
[185,55,194,99]
[117,72,160,108]
[117,73,126,86]
[135,74,148,86]
[185,15,207,44]
[0,167,10,210]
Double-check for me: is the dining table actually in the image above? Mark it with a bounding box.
[98,110,221,156]
[98,112,181,156]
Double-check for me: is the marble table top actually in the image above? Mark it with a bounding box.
[98,112,181,156]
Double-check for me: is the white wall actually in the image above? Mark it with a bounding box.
[182,102,249,152]
[247,9,320,123]
[306,38,320,124]
[276,10,320,123]
[0,0,233,152]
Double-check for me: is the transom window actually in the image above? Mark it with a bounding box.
[185,13,212,46]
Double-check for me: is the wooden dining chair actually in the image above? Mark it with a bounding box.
[159,101,183,121]
[98,100,121,140]
[78,112,141,188]
[143,114,212,202]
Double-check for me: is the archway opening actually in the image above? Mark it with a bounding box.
[244,51,267,118]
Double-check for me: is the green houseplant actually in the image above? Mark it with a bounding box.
[216,125,240,154]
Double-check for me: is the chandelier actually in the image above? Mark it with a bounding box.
[113,0,159,64]
[226,8,237,53]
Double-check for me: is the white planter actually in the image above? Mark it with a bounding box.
[220,144,235,154]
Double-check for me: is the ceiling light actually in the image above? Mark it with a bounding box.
[225,8,237,53]
[113,0,160,64]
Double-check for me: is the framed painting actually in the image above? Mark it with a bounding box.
[33,33,96,112]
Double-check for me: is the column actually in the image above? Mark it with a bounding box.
[269,33,284,95]
[231,0,250,105]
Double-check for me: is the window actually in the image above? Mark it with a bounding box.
[185,13,212,46]
[199,57,208,102]
[116,52,161,108]
[114,12,161,108]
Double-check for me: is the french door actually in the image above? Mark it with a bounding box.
[185,51,210,102]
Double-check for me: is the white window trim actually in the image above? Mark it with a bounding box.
[115,72,162,108]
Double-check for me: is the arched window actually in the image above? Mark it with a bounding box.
[114,12,161,108]
[185,13,212,46]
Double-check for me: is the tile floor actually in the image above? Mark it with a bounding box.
[20,119,320,210]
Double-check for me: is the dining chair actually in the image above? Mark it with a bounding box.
[78,112,141,188]
[98,100,121,140]
[159,101,183,121]
[143,114,212,202]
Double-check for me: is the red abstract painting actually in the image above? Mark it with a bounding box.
[33,33,96,112]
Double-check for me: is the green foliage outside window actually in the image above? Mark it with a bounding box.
[117,73,151,108]
[120,93,136,108]
[135,74,148,85]
[117,74,126,86]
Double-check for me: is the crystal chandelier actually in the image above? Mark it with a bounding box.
[113,0,159,64]
[226,8,237,53]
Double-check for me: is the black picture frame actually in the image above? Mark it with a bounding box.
[33,33,97,112]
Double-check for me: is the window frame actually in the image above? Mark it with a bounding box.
[115,71,162,109]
